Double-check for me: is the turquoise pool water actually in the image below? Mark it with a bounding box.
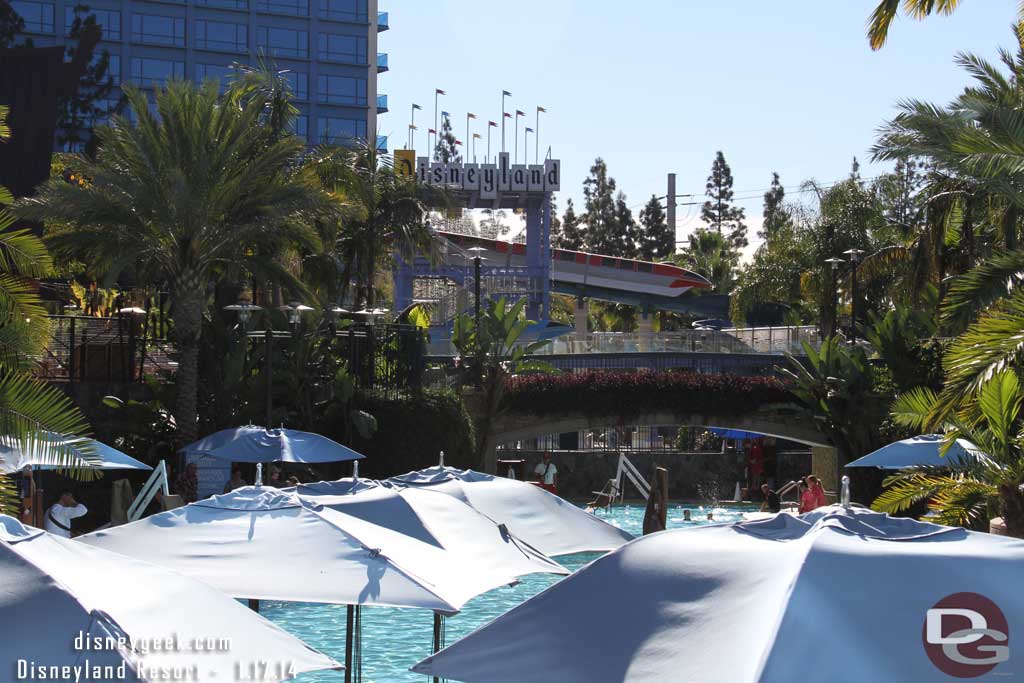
[264,503,751,682]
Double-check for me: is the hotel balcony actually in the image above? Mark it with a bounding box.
[377,12,389,31]
[376,134,388,153]
[377,53,389,73]
[376,94,388,113]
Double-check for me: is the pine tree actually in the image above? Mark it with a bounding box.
[849,156,862,183]
[614,191,638,258]
[433,116,461,163]
[637,194,674,260]
[556,197,585,249]
[760,172,790,243]
[58,5,117,152]
[581,158,618,254]
[701,151,747,252]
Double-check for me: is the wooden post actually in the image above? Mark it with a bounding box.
[642,466,669,535]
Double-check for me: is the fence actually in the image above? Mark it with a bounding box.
[36,315,175,383]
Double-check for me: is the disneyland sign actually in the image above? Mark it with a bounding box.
[416,152,560,198]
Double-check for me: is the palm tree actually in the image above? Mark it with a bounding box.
[874,370,1024,537]
[866,1,1024,50]
[453,297,557,472]
[21,80,334,443]
[0,106,99,514]
[308,140,434,310]
[676,228,736,294]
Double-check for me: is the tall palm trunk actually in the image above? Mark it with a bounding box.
[1004,204,1019,251]
[1000,484,1024,538]
[171,291,204,444]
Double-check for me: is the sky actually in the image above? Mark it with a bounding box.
[378,0,1015,254]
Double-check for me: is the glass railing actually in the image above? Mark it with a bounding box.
[376,52,388,71]
[376,94,388,112]
[377,11,389,30]
[376,134,388,153]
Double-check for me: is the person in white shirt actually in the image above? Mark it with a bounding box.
[44,490,88,538]
[533,452,558,494]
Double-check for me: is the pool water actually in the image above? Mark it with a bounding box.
[264,503,751,682]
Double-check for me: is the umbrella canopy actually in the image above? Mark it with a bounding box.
[0,433,151,474]
[413,506,1024,683]
[846,434,983,470]
[0,515,339,682]
[79,487,520,613]
[388,467,634,556]
[292,479,568,579]
[180,425,364,464]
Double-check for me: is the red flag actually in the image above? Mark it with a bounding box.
[537,106,547,113]
[488,121,498,127]
[503,112,512,119]
[435,88,446,95]
[428,128,436,134]
[455,140,463,146]
[515,110,525,117]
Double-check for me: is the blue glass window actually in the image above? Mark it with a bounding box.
[196,0,248,9]
[290,115,308,140]
[195,19,247,52]
[195,63,234,91]
[282,71,308,100]
[256,26,308,58]
[317,33,366,63]
[65,7,120,40]
[319,0,367,22]
[129,57,185,88]
[255,0,308,16]
[318,116,366,144]
[13,1,55,33]
[131,14,185,47]
[317,75,366,105]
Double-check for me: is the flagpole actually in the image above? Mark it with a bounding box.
[466,114,470,162]
[501,91,510,154]
[514,113,519,164]
[434,91,438,157]
[410,104,417,150]
[535,107,542,165]
[487,125,491,163]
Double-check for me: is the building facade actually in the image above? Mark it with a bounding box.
[11,0,387,150]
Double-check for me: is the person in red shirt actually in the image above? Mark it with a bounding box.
[808,475,827,508]
[747,438,765,488]
[798,480,817,514]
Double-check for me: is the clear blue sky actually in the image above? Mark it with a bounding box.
[379,0,1015,249]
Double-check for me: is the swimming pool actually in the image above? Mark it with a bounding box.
[264,503,751,682]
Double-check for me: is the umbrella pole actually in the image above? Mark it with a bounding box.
[432,611,444,683]
[248,599,260,613]
[345,604,361,683]
[345,605,353,683]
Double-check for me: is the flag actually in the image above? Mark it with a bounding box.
[502,90,511,96]
[436,89,446,95]
[473,133,482,139]
[467,112,477,119]
[515,110,525,117]
[409,124,418,129]
[428,128,436,135]
[489,121,498,127]
[503,112,512,118]
[526,127,534,133]
[412,103,422,110]
[441,111,451,118]
[537,106,547,113]
[455,140,463,146]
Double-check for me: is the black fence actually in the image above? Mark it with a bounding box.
[332,322,427,397]
[38,315,174,384]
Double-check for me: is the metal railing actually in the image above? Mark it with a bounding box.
[36,315,176,383]
[541,328,821,356]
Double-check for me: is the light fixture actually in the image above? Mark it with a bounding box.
[842,248,864,261]
[281,301,314,325]
[224,301,264,325]
[118,306,146,316]
[824,257,844,271]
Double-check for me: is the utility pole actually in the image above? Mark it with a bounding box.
[667,173,676,248]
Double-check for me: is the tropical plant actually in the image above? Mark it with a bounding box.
[866,1,1024,50]
[676,228,736,294]
[0,106,98,514]
[21,79,334,443]
[779,337,885,473]
[874,370,1024,537]
[862,287,940,392]
[452,296,558,471]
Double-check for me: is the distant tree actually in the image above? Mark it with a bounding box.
[637,194,674,260]
[873,158,926,239]
[701,151,747,252]
[849,156,862,183]
[478,208,510,240]
[760,172,790,243]
[614,191,638,258]
[433,116,461,164]
[58,5,117,152]
[555,197,585,250]
[582,158,627,255]
[0,3,27,48]
[678,228,737,294]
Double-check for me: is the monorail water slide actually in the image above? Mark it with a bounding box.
[413,232,727,338]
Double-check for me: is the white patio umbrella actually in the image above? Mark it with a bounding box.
[292,478,569,578]
[0,514,340,682]
[389,466,634,556]
[0,433,151,473]
[79,487,528,681]
[846,433,984,469]
[180,425,364,464]
[413,506,1024,683]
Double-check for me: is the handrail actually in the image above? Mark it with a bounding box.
[613,453,651,501]
[127,460,170,521]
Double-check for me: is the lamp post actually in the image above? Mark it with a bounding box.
[824,257,843,339]
[225,300,269,424]
[843,248,864,343]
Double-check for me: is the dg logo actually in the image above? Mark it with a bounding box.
[923,592,1010,678]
